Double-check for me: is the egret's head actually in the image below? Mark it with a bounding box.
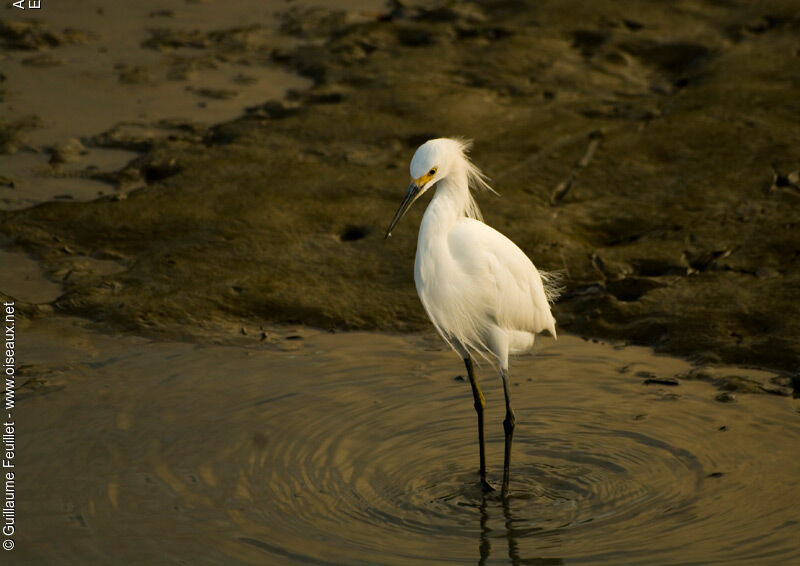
[409,138,462,189]
[386,138,487,238]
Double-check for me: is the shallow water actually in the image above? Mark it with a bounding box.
[15,316,800,564]
[0,248,62,304]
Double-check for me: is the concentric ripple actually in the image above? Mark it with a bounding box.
[18,320,800,565]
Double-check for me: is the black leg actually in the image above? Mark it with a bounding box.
[501,369,516,498]
[465,356,493,492]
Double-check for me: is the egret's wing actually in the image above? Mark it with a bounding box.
[449,219,556,338]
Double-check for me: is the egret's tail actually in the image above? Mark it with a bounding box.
[540,269,565,304]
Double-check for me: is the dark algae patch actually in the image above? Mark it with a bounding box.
[2,0,800,371]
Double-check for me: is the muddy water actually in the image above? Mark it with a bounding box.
[15,316,800,564]
[0,248,61,304]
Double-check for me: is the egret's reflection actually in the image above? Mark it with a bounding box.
[477,493,563,566]
[478,495,491,565]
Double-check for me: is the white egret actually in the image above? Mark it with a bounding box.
[385,138,558,496]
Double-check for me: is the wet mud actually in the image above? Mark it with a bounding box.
[2,0,799,374]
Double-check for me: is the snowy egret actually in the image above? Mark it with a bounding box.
[385,138,558,496]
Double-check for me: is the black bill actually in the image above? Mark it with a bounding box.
[384,181,422,239]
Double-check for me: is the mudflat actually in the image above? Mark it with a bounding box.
[1,1,799,564]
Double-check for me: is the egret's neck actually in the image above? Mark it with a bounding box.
[414,163,480,288]
[419,167,474,239]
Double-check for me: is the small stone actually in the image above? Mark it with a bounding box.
[792,376,800,399]
[623,19,643,31]
[759,384,790,396]
[643,376,680,386]
[48,138,87,164]
[715,392,736,403]
[188,86,238,100]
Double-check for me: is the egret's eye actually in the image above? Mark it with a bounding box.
[429,168,437,176]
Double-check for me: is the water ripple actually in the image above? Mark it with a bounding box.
[18,325,800,565]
